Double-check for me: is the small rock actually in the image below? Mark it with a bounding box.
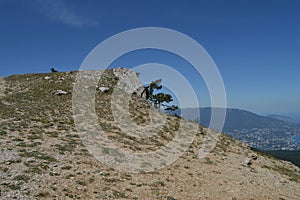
[1,100,11,106]
[251,154,258,160]
[245,158,252,166]
[52,90,70,95]
[98,87,109,93]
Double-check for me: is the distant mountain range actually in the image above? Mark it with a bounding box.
[168,107,300,150]
[268,114,297,123]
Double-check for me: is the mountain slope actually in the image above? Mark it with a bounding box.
[0,69,299,199]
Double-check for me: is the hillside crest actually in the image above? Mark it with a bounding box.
[0,68,299,199]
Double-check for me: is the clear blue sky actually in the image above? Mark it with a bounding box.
[0,0,300,117]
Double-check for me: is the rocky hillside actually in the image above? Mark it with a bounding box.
[0,68,299,200]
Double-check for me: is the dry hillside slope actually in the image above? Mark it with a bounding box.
[0,68,299,200]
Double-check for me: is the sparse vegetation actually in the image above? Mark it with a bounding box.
[13,175,30,182]
[19,150,57,162]
[0,68,299,199]
[112,190,126,198]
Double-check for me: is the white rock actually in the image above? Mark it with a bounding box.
[52,90,69,95]
[98,87,109,93]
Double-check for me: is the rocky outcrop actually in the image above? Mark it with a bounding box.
[113,68,144,96]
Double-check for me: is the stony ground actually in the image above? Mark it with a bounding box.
[0,76,5,98]
[0,69,299,199]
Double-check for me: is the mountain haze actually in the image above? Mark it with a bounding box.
[171,107,295,131]
[170,107,300,151]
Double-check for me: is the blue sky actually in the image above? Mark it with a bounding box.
[0,0,300,118]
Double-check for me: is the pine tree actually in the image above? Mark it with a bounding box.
[142,79,178,111]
